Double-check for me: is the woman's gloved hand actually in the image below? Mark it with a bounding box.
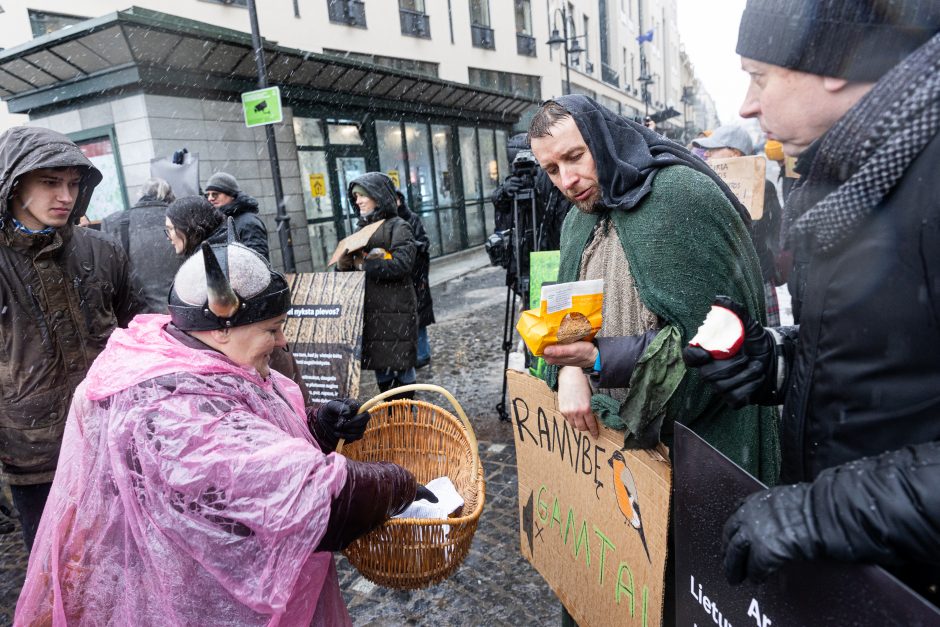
[722,484,821,584]
[309,398,370,452]
[681,295,778,408]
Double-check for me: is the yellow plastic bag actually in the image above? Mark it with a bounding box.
[516,279,603,356]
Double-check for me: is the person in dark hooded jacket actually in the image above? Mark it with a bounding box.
[0,126,139,549]
[102,178,180,314]
[337,173,418,399]
[395,191,434,367]
[204,172,269,259]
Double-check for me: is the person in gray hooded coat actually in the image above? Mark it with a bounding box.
[337,172,418,399]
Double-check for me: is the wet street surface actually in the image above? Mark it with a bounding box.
[0,266,559,625]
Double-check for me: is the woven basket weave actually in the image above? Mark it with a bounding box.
[337,384,485,589]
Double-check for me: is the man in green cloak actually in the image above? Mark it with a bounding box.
[529,95,778,485]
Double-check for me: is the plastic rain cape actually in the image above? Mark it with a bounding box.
[15,315,350,626]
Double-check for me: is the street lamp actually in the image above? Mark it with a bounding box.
[546,8,586,95]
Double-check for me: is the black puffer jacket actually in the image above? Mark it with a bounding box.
[779,133,940,483]
[101,197,181,313]
[0,127,138,485]
[340,173,417,371]
[211,192,269,259]
[397,202,434,327]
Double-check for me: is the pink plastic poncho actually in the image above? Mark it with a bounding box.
[15,315,351,626]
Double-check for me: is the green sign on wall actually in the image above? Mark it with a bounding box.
[241,86,283,128]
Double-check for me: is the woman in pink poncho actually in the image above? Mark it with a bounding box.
[15,238,432,626]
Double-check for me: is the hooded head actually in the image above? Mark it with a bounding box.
[348,172,398,224]
[528,95,750,223]
[165,195,224,257]
[0,126,102,229]
[168,229,291,333]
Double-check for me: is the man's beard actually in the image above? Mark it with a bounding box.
[571,187,602,214]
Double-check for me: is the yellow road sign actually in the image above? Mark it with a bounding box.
[386,170,400,189]
[309,173,326,197]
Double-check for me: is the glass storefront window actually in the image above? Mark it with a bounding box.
[297,151,334,221]
[328,123,364,145]
[336,156,368,235]
[376,120,406,192]
[294,117,324,146]
[438,207,463,254]
[479,129,499,199]
[420,209,443,257]
[466,202,486,246]
[431,124,455,207]
[307,221,340,271]
[458,127,481,203]
[495,129,508,181]
[405,122,434,211]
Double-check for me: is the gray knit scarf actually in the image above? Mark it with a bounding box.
[785,32,940,253]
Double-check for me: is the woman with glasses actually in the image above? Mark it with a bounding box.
[164,196,224,257]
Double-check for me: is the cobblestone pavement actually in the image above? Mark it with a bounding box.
[0,266,559,625]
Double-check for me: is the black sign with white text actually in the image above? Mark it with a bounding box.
[674,423,940,627]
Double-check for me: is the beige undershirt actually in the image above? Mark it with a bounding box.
[578,217,659,399]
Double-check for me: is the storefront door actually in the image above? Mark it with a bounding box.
[331,153,369,236]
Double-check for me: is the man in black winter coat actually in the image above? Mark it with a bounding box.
[682,0,940,594]
[102,178,180,313]
[204,172,269,259]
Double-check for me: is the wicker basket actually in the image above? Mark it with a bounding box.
[336,384,485,590]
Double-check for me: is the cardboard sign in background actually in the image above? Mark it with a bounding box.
[508,371,671,627]
[285,272,365,409]
[674,423,940,627]
[328,219,386,266]
[708,155,766,220]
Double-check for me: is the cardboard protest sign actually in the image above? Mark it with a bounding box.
[709,155,767,220]
[284,272,365,409]
[327,219,386,266]
[508,371,671,627]
[674,423,940,627]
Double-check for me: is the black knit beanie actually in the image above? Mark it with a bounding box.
[736,0,940,82]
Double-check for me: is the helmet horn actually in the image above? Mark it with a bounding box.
[202,241,240,320]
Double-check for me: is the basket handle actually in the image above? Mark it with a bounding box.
[336,384,480,479]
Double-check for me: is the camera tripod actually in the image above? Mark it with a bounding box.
[496,187,539,422]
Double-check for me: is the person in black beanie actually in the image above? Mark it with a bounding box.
[204,171,269,259]
[682,0,940,592]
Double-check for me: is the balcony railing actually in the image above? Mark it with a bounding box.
[601,62,620,87]
[400,8,430,38]
[516,32,536,57]
[471,23,495,49]
[327,0,366,28]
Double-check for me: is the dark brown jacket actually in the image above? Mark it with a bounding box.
[0,127,138,485]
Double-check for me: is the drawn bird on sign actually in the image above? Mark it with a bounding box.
[608,450,651,562]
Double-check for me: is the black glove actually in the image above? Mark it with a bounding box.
[415,486,439,503]
[502,176,524,197]
[723,484,821,584]
[681,296,777,408]
[309,398,370,451]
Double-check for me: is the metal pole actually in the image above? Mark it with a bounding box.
[247,0,296,273]
[562,9,571,95]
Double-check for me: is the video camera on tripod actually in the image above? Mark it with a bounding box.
[488,149,543,421]
[485,149,540,296]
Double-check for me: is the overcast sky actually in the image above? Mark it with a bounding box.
[675,0,748,125]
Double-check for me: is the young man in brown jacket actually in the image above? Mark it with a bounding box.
[0,126,138,549]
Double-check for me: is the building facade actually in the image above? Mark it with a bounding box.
[0,1,715,270]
